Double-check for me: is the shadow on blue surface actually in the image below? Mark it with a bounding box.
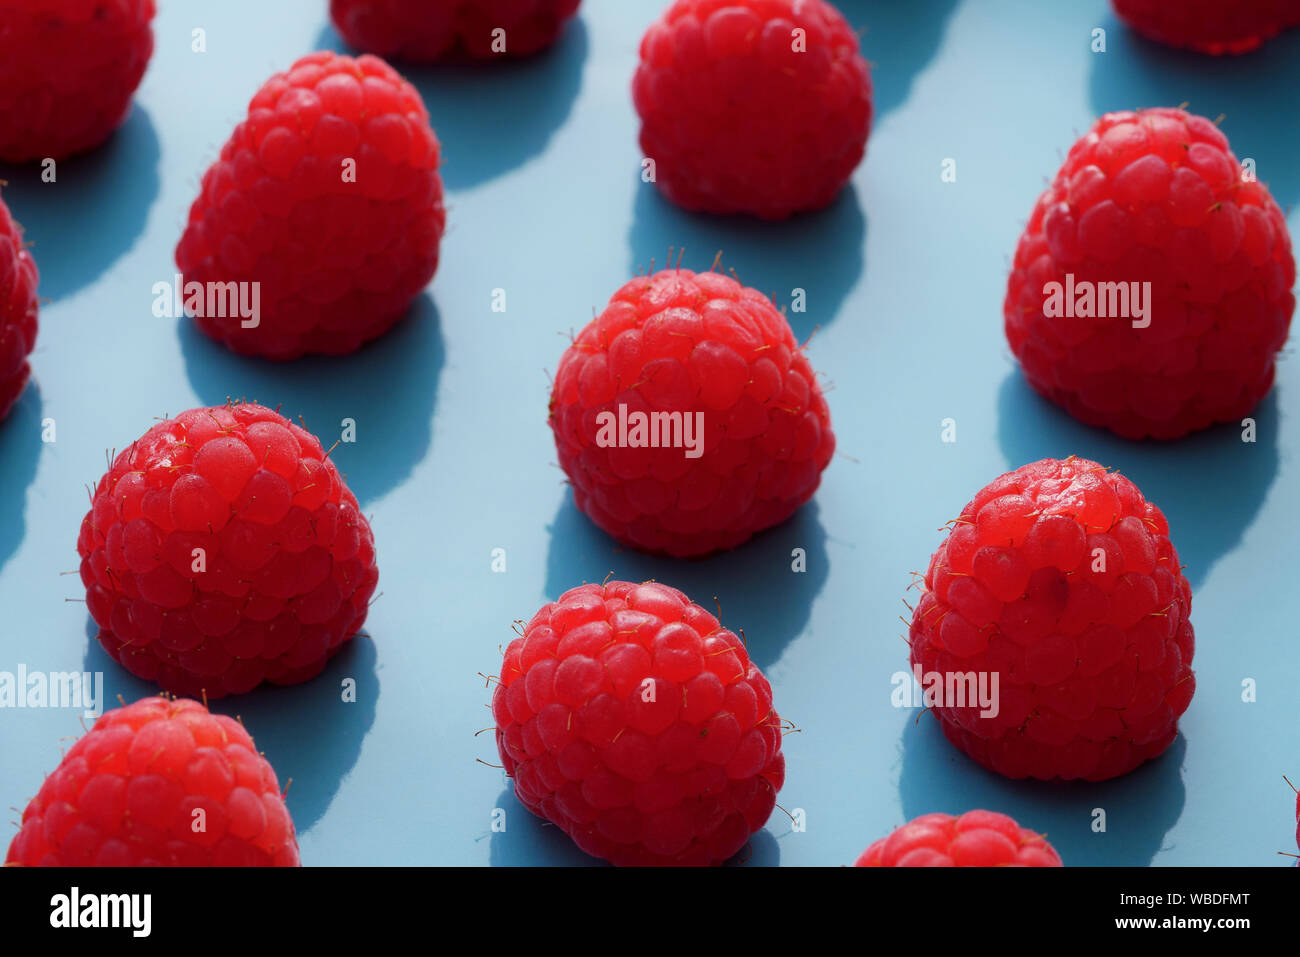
[899,713,1187,866]
[0,107,160,302]
[489,785,598,866]
[178,293,445,506]
[83,622,379,838]
[488,786,783,866]
[316,17,589,191]
[996,370,1280,589]
[1089,17,1300,212]
[0,383,44,576]
[840,0,960,119]
[544,496,828,671]
[627,184,866,339]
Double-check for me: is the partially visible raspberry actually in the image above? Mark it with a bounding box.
[1005,107,1296,439]
[1291,776,1300,852]
[175,51,445,359]
[549,266,835,558]
[1112,0,1300,54]
[330,0,581,61]
[854,811,1063,867]
[493,580,785,866]
[632,0,873,220]
[5,696,300,866]
[0,191,39,421]
[909,457,1196,782]
[77,403,379,699]
[0,0,155,162]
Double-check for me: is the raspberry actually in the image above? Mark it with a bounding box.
[1005,107,1296,440]
[632,0,872,220]
[0,191,39,422]
[0,0,155,162]
[330,0,581,61]
[1111,0,1300,54]
[174,51,445,359]
[854,811,1063,867]
[5,696,300,866]
[77,403,379,699]
[549,266,835,557]
[493,580,785,866]
[908,457,1196,782]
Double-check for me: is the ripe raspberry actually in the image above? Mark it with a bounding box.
[174,51,445,359]
[1005,107,1296,440]
[5,696,300,866]
[908,457,1196,782]
[854,811,1063,867]
[77,403,379,699]
[549,266,835,558]
[1111,0,1300,54]
[330,0,582,61]
[493,580,785,866]
[632,0,872,220]
[0,191,39,422]
[0,0,155,162]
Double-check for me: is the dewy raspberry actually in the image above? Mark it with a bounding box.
[633,0,873,219]
[330,0,582,60]
[855,811,1063,867]
[175,51,445,359]
[0,0,156,162]
[0,191,39,421]
[1005,107,1295,439]
[494,580,785,866]
[908,457,1195,782]
[78,403,378,699]
[549,266,835,557]
[6,696,300,866]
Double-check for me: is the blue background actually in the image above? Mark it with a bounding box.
[1,0,1297,866]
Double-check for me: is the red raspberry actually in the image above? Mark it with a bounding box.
[0,191,39,421]
[908,457,1196,782]
[1005,107,1296,440]
[493,580,785,866]
[330,0,582,61]
[854,811,1063,867]
[0,0,155,162]
[632,0,872,220]
[5,696,300,866]
[174,51,445,359]
[77,403,379,699]
[1111,0,1300,54]
[549,266,835,557]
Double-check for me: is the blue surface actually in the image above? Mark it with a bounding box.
[1,0,1298,867]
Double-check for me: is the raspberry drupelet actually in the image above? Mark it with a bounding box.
[855,811,1063,867]
[77,403,378,699]
[549,265,835,558]
[908,457,1195,782]
[494,580,785,866]
[1005,107,1295,440]
[175,51,445,359]
[633,0,873,219]
[6,696,300,867]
